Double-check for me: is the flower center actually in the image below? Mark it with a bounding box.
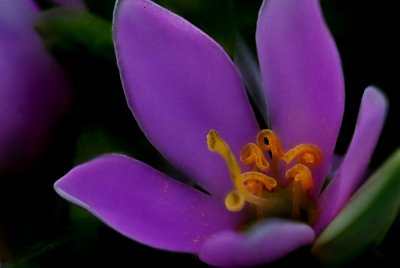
[207,129,322,223]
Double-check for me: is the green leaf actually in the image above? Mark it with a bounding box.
[312,149,400,266]
[35,7,114,61]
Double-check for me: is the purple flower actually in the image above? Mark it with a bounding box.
[54,0,388,266]
[0,0,70,176]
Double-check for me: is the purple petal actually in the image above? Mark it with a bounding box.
[328,154,343,178]
[113,0,259,196]
[314,87,388,233]
[0,0,38,27]
[0,0,70,174]
[199,219,315,267]
[54,154,243,253]
[256,0,345,197]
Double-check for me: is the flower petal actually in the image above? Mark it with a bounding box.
[0,0,38,25]
[315,87,388,233]
[256,0,345,196]
[0,0,70,174]
[199,219,315,267]
[54,154,243,253]
[113,0,259,196]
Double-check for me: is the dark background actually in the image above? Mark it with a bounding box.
[0,0,398,267]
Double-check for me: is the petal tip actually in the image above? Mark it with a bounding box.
[54,178,90,210]
[365,85,389,108]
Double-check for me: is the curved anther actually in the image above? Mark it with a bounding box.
[256,129,285,158]
[240,143,270,172]
[285,164,314,191]
[283,144,322,166]
[241,172,277,192]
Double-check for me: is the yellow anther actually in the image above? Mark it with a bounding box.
[241,172,277,192]
[283,144,322,166]
[244,179,263,195]
[240,143,270,172]
[285,164,314,191]
[256,129,285,158]
[225,191,245,212]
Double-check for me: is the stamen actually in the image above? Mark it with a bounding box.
[286,164,314,220]
[285,164,313,191]
[240,143,270,172]
[256,130,284,177]
[256,129,284,158]
[284,144,322,166]
[292,180,301,220]
[241,172,277,192]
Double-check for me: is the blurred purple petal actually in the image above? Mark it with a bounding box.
[0,0,70,174]
[315,87,388,233]
[55,154,243,253]
[328,154,343,178]
[256,0,344,197]
[199,219,315,267]
[0,0,38,29]
[114,0,259,196]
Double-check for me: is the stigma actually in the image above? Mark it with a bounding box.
[207,129,322,221]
